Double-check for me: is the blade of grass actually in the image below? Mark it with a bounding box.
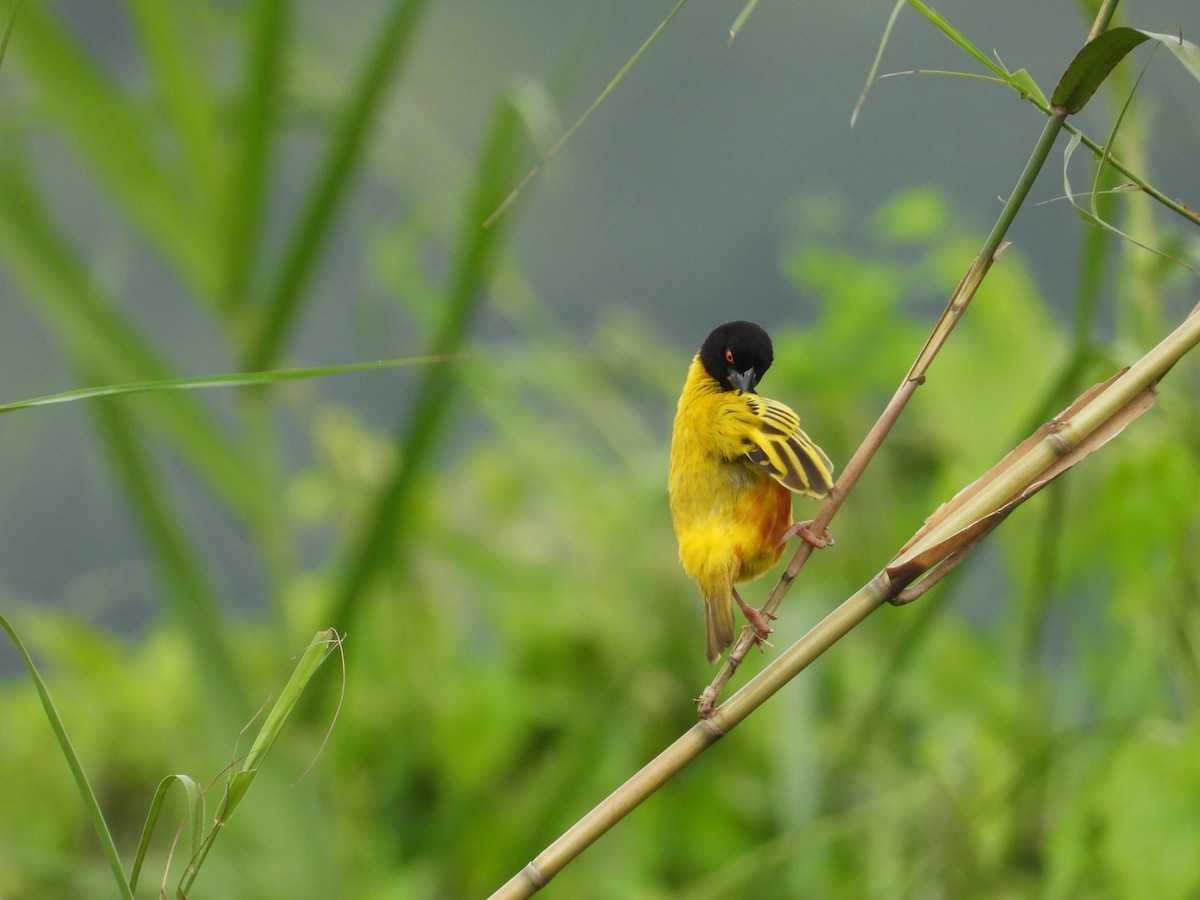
[0,612,134,900]
[325,85,530,637]
[221,0,293,312]
[243,0,431,371]
[852,0,907,127]
[178,630,340,896]
[0,354,460,414]
[906,0,1009,80]
[128,773,204,894]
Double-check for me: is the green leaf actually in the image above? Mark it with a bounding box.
[906,0,1007,81]
[0,612,133,899]
[180,631,339,896]
[129,774,204,893]
[0,355,459,414]
[1052,27,1149,113]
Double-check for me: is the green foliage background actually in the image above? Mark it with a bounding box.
[0,1,1198,898]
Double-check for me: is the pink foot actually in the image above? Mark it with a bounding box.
[779,519,834,550]
[733,588,776,652]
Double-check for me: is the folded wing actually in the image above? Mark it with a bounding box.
[741,394,835,498]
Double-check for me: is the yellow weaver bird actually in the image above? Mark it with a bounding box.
[668,321,835,663]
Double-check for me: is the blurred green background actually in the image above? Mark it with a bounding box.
[1,1,1198,897]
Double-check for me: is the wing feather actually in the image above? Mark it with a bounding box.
[739,394,835,498]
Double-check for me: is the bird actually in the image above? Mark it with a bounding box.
[668,320,835,663]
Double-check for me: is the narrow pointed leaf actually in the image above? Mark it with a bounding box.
[0,613,133,899]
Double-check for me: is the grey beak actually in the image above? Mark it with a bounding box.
[728,368,756,393]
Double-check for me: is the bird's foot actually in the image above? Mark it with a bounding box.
[779,519,834,550]
[733,588,776,653]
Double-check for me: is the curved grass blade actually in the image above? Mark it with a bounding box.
[0,613,133,900]
[128,774,204,894]
[0,354,460,414]
[1059,62,1200,276]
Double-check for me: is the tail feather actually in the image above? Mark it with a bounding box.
[704,589,735,663]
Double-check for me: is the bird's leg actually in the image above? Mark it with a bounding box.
[733,587,775,651]
[778,519,834,550]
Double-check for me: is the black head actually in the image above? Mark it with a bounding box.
[698,320,774,393]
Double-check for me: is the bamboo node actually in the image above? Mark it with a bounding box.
[523,861,548,889]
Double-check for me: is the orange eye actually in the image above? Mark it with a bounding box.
[724,348,735,364]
